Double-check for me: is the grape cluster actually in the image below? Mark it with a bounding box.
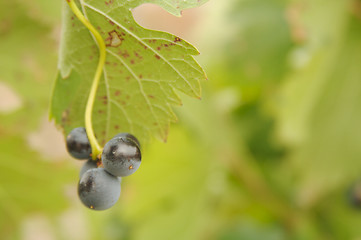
[66,127,142,210]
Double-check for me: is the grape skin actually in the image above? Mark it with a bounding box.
[78,168,121,210]
[114,133,141,149]
[79,160,122,181]
[79,159,98,178]
[102,136,141,177]
[66,127,92,159]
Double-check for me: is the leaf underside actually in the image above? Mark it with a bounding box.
[50,0,207,145]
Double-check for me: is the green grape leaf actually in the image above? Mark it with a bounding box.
[50,0,207,145]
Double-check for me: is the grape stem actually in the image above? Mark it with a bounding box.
[66,0,105,160]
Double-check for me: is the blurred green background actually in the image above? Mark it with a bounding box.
[1,0,361,239]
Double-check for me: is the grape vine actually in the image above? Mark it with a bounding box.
[66,0,105,160]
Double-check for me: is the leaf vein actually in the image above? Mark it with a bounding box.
[83,2,199,97]
[106,49,164,136]
[109,99,133,133]
[169,58,204,74]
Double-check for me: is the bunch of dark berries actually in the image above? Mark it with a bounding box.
[66,127,141,210]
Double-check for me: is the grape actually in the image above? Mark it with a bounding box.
[66,127,92,159]
[79,159,98,178]
[114,133,141,148]
[102,136,141,177]
[78,168,120,210]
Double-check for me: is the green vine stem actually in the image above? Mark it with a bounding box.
[66,0,106,160]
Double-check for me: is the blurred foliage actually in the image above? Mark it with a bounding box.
[1,0,361,239]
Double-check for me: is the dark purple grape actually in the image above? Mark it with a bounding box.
[114,133,141,148]
[102,137,141,177]
[66,127,92,159]
[78,168,121,210]
[79,159,98,178]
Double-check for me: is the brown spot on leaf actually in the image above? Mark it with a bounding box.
[155,54,160,60]
[148,95,155,99]
[114,125,119,130]
[138,42,147,49]
[119,50,129,58]
[105,30,123,47]
[105,0,114,5]
[115,90,121,96]
[134,51,143,60]
[174,37,181,42]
